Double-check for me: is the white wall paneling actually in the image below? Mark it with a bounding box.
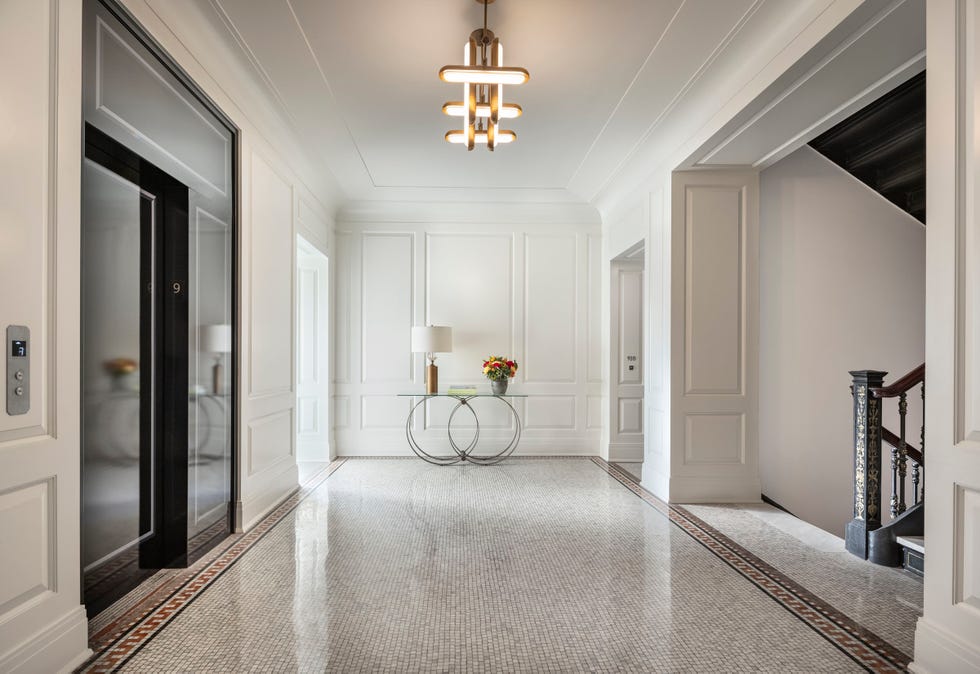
[336,210,601,456]
[361,233,414,384]
[248,152,294,398]
[425,233,515,385]
[0,480,54,615]
[669,170,760,502]
[912,2,980,669]
[524,235,577,383]
[0,0,90,669]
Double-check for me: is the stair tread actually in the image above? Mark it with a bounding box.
[897,535,924,553]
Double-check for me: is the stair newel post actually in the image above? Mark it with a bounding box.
[897,392,908,514]
[845,370,887,559]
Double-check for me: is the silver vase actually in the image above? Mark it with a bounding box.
[490,379,508,395]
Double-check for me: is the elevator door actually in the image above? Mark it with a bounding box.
[81,126,190,616]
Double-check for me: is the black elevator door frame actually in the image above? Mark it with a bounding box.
[83,123,189,592]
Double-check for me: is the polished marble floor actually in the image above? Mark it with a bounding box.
[84,458,918,673]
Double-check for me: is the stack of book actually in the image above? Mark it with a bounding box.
[446,384,478,395]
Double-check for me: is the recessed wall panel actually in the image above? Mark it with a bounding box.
[334,233,352,384]
[361,233,414,383]
[957,485,980,609]
[424,396,514,430]
[619,269,643,385]
[333,395,350,428]
[0,480,52,616]
[425,234,513,384]
[297,396,318,434]
[587,395,602,430]
[618,398,643,435]
[249,153,293,397]
[684,413,744,465]
[247,410,293,476]
[587,236,602,382]
[525,235,576,383]
[685,186,742,395]
[298,267,318,386]
[525,395,576,430]
[361,395,412,430]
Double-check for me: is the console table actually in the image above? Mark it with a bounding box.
[397,393,527,465]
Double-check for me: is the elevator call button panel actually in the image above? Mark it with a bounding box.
[6,325,29,415]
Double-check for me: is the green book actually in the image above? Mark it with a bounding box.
[447,384,478,395]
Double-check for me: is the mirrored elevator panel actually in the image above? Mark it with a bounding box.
[81,159,155,576]
[81,0,236,616]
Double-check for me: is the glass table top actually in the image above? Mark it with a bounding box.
[397,392,528,397]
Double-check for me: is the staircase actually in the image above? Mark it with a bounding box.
[846,365,925,575]
[809,71,925,224]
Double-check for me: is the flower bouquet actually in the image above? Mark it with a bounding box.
[483,356,518,394]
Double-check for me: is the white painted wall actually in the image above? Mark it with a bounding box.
[759,146,925,536]
[334,203,601,456]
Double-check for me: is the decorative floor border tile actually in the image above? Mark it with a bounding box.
[78,459,347,673]
[591,457,910,673]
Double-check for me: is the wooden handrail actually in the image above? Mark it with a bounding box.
[871,363,925,398]
[882,426,923,465]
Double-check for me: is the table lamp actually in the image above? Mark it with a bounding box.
[201,324,231,395]
[411,325,452,394]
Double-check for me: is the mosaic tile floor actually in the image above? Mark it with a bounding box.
[82,458,913,673]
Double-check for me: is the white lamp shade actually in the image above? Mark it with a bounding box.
[200,324,232,353]
[411,325,453,353]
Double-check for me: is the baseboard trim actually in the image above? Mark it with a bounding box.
[0,605,90,673]
[608,443,643,462]
[910,616,980,673]
[669,475,762,503]
[238,462,300,531]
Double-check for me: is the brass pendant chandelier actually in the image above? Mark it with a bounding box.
[439,0,529,151]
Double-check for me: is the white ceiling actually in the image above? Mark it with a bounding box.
[209,0,767,204]
[206,0,924,208]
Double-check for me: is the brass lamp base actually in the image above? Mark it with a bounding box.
[426,363,439,394]
[212,361,223,395]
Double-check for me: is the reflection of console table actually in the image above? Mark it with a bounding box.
[398,393,527,465]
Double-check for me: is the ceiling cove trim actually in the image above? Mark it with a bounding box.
[206,0,370,195]
[338,201,601,226]
[564,0,688,190]
[281,0,375,188]
[581,0,767,204]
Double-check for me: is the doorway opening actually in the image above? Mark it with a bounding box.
[610,243,645,481]
[296,237,331,481]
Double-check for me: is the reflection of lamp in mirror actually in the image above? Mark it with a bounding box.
[411,326,453,394]
[200,324,231,395]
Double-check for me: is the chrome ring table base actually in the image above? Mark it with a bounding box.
[402,394,523,465]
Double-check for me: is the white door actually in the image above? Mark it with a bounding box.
[296,238,330,461]
[610,258,644,462]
